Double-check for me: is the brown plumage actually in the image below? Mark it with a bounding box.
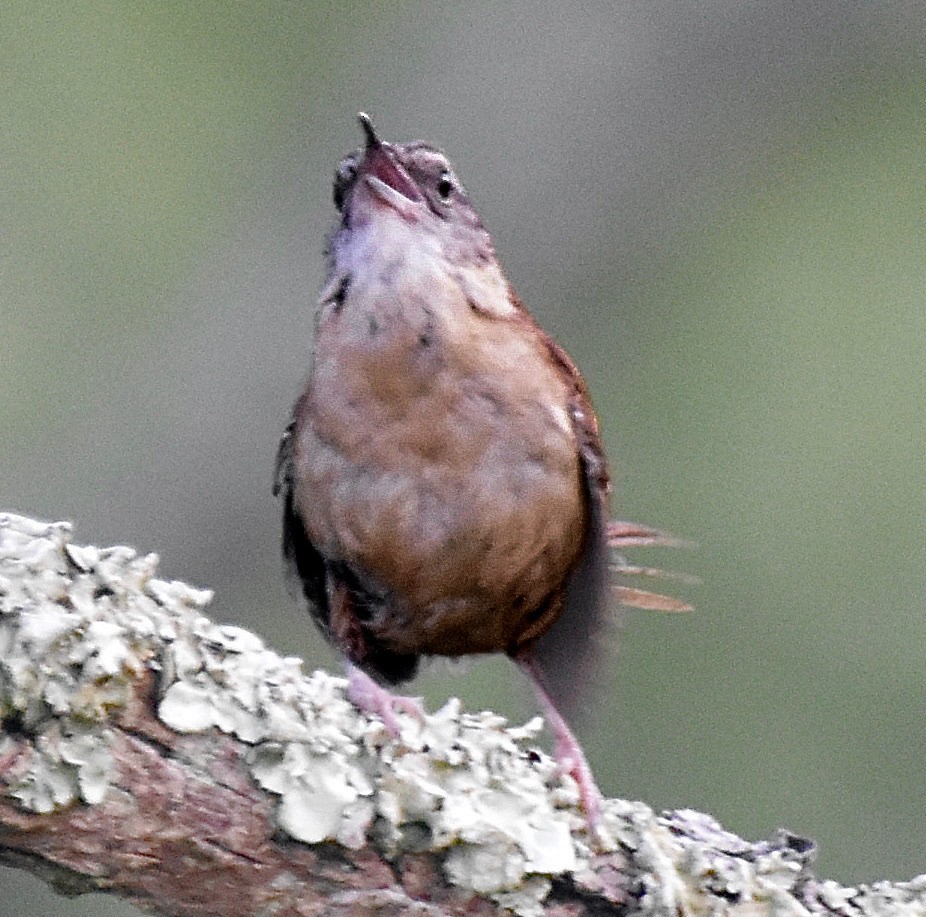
[275,114,679,834]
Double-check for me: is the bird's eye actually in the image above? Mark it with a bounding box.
[436,170,454,200]
[333,159,357,211]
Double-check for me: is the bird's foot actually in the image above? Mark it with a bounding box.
[517,655,607,844]
[550,729,603,835]
[345,663,425,738]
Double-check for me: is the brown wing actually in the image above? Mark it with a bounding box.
[274,418,330,627]
[508,291,613,724]
[502,286,610,500]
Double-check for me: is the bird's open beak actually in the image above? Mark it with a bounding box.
[356,112,425,218]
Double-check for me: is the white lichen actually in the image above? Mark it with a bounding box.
[250,739,374,846]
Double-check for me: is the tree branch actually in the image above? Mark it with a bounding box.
[0,511,921,916]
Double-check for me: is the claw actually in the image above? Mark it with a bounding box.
[549,722,603,833]
[346,663,425,737]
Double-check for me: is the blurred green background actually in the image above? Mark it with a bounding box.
[2,2,925,913]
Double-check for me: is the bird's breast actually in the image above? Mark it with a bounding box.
[294,266,586,656]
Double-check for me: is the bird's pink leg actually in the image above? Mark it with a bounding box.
[517,656,603,834]
[345,662,425,737]
[328,579,426,736]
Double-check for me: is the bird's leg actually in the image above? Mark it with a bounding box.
[329,580,426,735]
[344,663,426,737]
[517,655,603,834]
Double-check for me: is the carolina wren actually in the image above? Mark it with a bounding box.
[275,114,671,833]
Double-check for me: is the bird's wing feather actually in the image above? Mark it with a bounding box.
[275,418,330,627]
[520,318,613,725]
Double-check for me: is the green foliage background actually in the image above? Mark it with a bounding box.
[2,4,924,914]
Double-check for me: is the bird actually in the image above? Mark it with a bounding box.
[275,113,685,836]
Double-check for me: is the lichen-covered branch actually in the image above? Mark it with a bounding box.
[0,512,922,917]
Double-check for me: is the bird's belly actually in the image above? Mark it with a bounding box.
[295,310,586,656]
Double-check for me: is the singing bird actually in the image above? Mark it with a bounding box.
[275,114,682,831]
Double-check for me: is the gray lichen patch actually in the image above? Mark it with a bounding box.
[0,513,165,811]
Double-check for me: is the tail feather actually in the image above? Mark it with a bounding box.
[607,519,691,549]
[615,585,692,613]
[610,518,695,612]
